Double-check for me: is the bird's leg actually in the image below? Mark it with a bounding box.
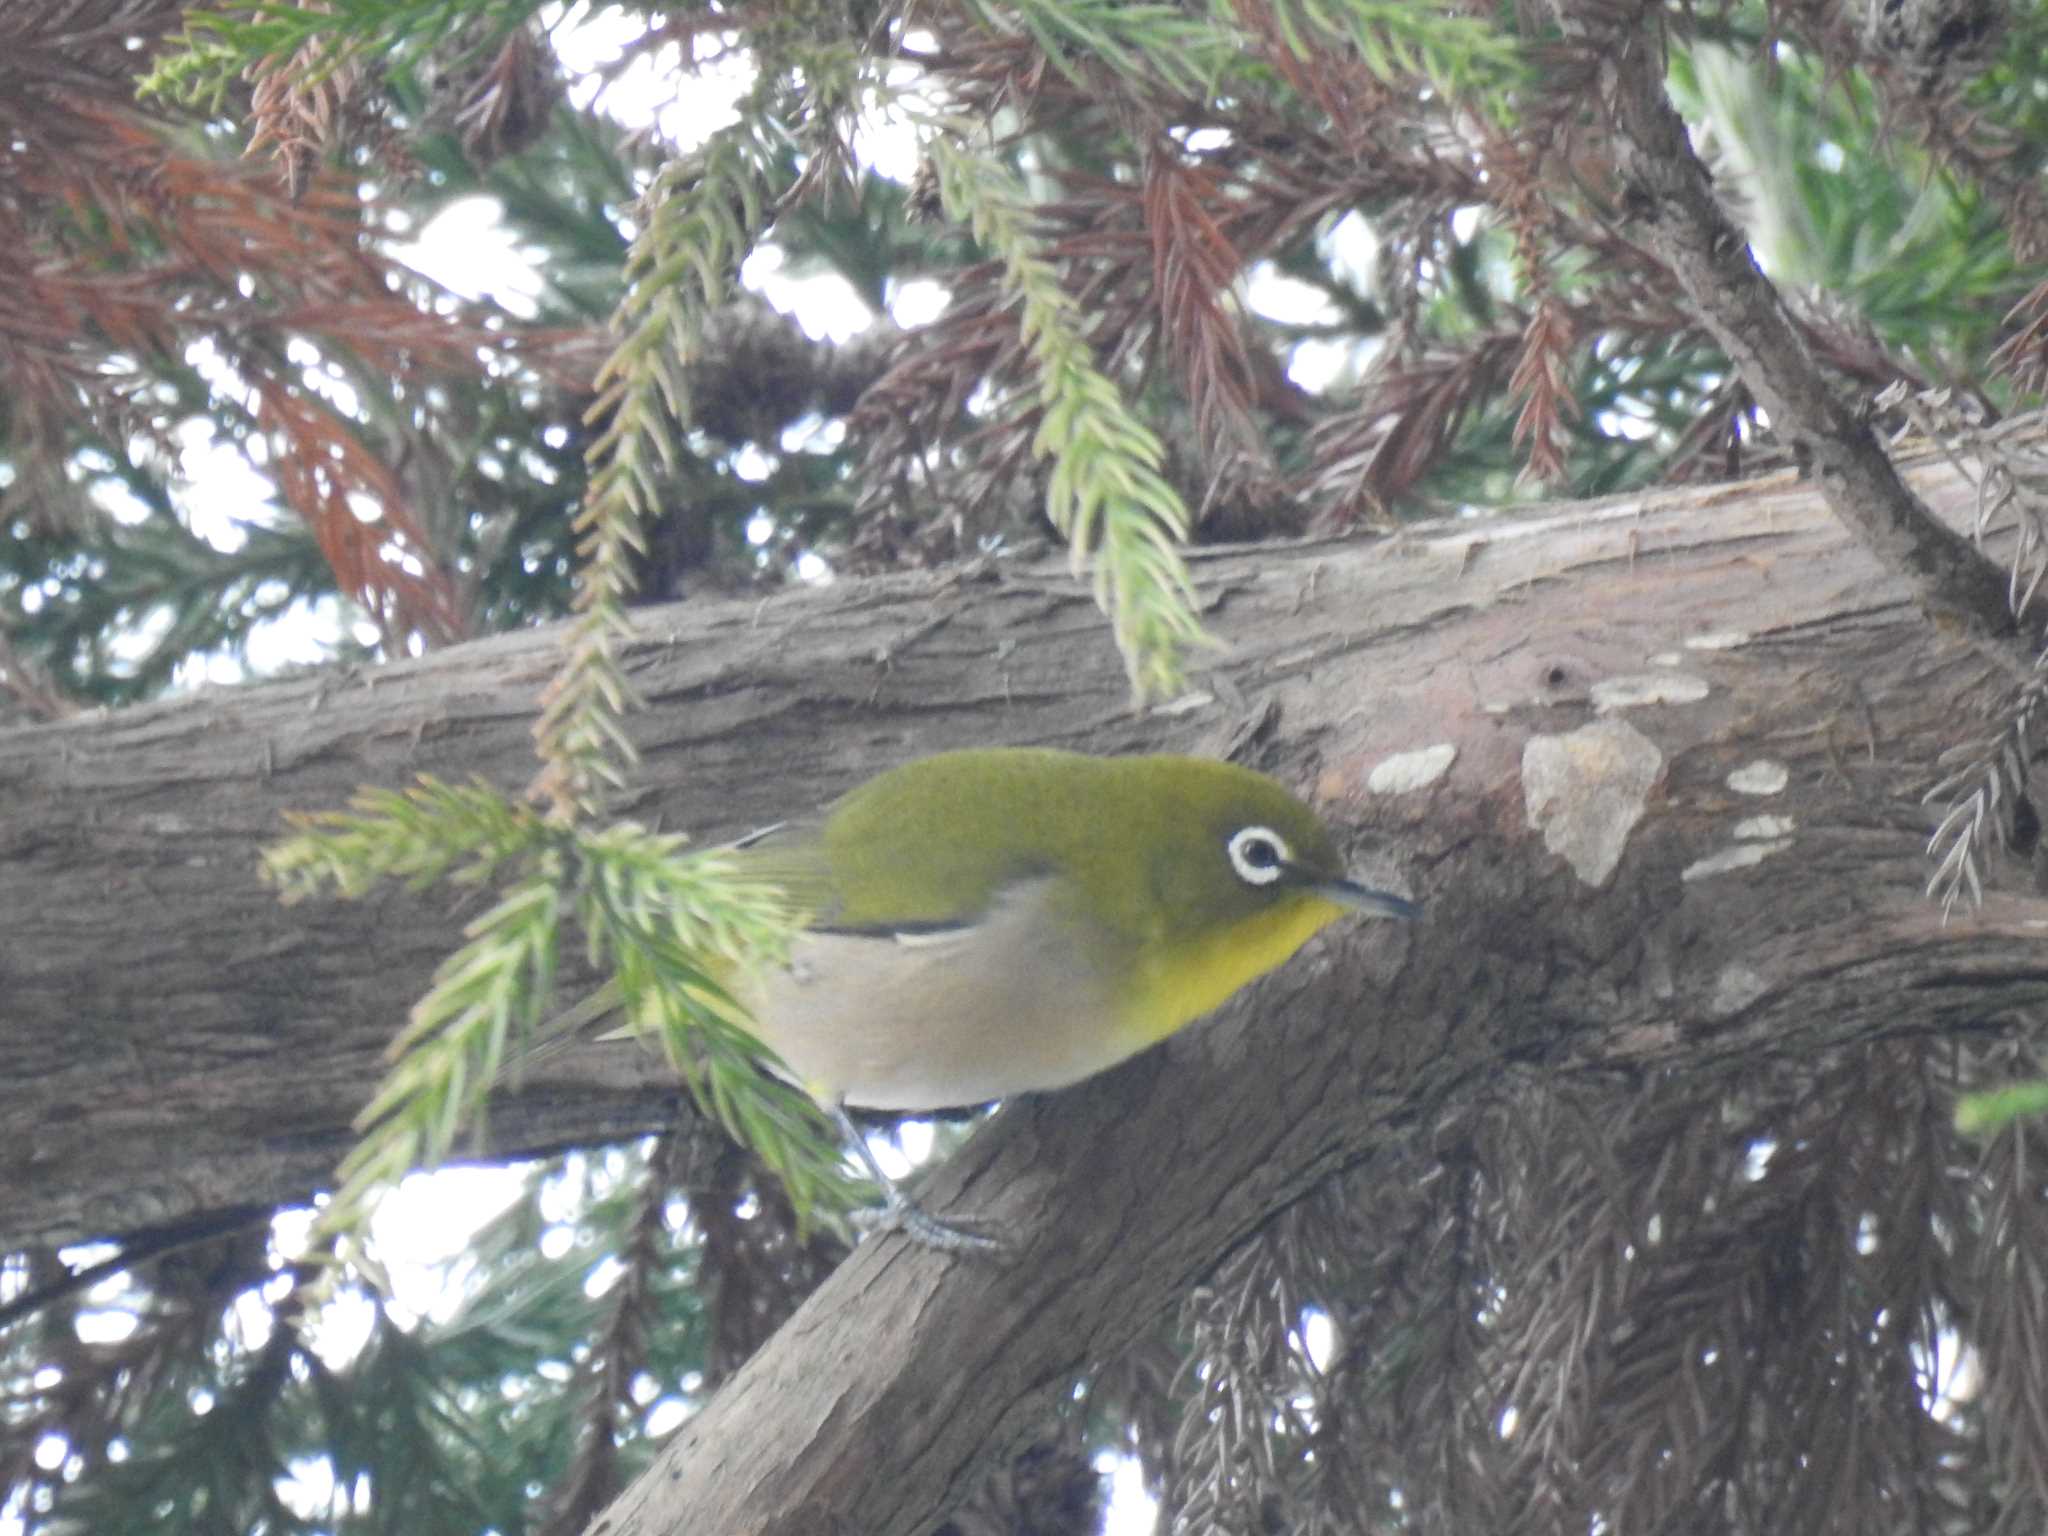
[830,1101,1001,1254]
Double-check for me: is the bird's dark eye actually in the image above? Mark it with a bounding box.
[1227,826,1289,886]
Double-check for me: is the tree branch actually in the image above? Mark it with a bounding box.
[1600,24,2025,658]
[7,455,2047,1530]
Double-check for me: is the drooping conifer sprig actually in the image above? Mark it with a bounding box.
[531,116,792,820]
[222,54,891,1300]
[926,130,1209,702]
[951,0,1521,104]
[569,822,858,1222]
[872,0,1525,695]
[265,781,559,1279]
[140,0,547,112]
[264,780,859,1283]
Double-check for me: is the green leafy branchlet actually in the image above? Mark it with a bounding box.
[267,786,853,1282]
[573,829,858,1219]
[532,118,792,822]
[950,0,1520,106]
[139,0,543,108]
[258,96,852,1288]
[930,132,1209,703]
[1247,0,1522,101]
[956,0,1234,98]
[266,777,552,900]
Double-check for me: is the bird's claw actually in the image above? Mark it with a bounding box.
[851,1192,1002,1254]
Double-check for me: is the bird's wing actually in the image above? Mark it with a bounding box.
[731,822,1008,937]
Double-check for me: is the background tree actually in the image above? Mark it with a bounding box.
[5,0,2048,1533]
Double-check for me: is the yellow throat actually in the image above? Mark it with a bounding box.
[1118,893,1350,1052]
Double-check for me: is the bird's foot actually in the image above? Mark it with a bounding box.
[829,1099,1003,1253]
[851,1191,1002,1254]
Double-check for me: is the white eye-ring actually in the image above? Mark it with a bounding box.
[1227,826,1290,886]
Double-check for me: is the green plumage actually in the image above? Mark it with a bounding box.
[719,748,1400,1111]
[750,747,1348,938]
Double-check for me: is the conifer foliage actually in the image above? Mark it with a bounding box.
[6,0,2048,1532]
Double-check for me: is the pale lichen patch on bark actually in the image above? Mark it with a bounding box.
[1727,760,1790,795]
[1708,961,1772,1016]
[1682,842,1791,881]
[1735,815,1796,839]
[1591,673,1711,712]
[1521,720,1663,887]
[1368,744,1457,794]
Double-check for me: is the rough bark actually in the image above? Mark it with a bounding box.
[3,454,2042,1532]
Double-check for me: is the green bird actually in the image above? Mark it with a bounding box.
[590,748,1417,1248]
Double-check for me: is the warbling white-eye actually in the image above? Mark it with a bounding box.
[690,747,1418,1250]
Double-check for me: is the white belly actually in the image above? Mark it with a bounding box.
[740,878,1134,1110]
